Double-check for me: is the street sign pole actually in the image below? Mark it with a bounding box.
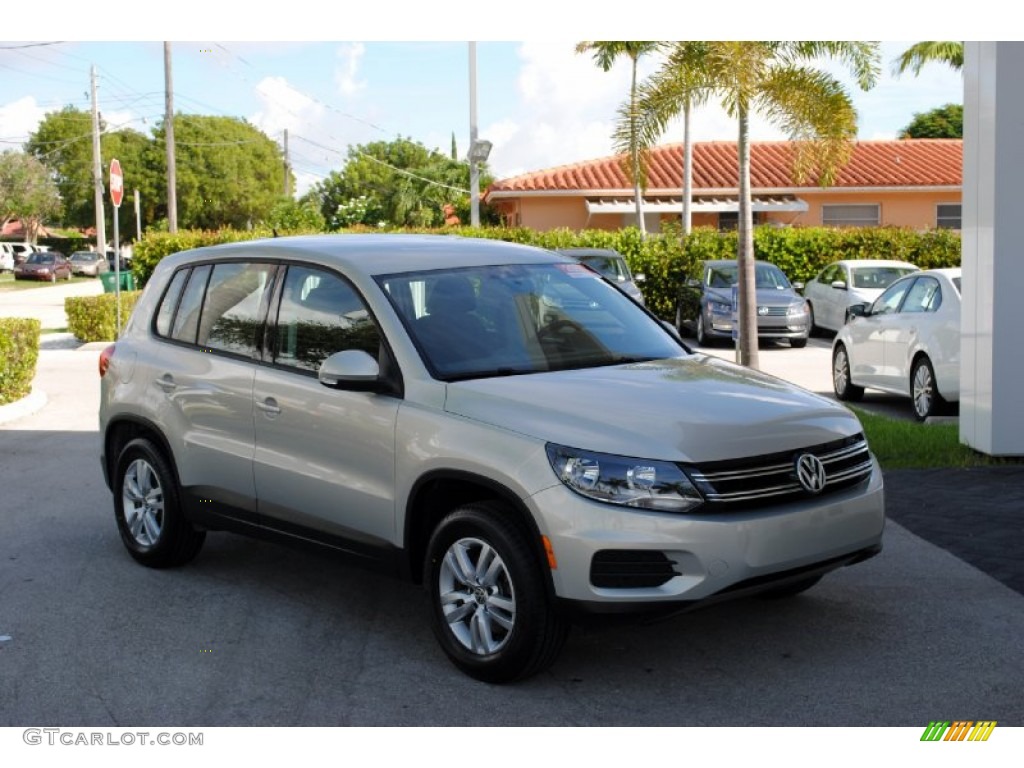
[109,159,124,336]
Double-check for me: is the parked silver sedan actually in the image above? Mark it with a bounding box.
[832,268,961,420]
[69,251,110,277]
[805,259,918,334]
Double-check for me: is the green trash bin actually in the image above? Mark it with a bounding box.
[100,271,135,292]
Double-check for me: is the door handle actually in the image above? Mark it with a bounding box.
[155,374,176,392]
[256,397,281,416]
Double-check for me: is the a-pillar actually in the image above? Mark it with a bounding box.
[961,41,1024,456]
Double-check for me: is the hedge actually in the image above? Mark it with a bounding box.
[131,225,961,321]
[65,292,142,342]
[0,318,41,406]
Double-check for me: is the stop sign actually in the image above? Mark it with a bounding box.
[109,158,124,208]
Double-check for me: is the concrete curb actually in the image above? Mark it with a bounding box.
[0,388,48,426]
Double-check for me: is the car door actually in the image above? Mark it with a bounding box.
[883,276,942,394]
[808,264,838,330]
[847,276,912,389]
[150,261,276,517]
[252,264,401,552]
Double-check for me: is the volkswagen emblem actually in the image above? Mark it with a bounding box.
[758,305,769,316]
[795,453,827,494]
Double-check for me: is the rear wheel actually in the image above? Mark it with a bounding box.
[833,344,864,401]
[911,356,945,421]
[425,502,568,683]
[114,438,205,568]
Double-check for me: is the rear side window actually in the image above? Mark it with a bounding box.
[272,265,380,373]
[155,269,189,338]
[170,265,212,343]
[199,262,275,357]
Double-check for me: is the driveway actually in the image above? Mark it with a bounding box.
[0,341,1022,729]
[0,278,104,330]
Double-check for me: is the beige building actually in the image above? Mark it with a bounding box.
[484,139,962,233]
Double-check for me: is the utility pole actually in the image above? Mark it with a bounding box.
[469,42,480,227]
[164,42,178,233]
[90,66,107,254]
[283,129,291,197]
[134,189,142,242]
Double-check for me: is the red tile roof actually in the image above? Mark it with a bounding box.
[486,139,963,196]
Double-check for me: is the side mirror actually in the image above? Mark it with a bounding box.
[847,303,869,319]
[319,349,380,390]
[685,277,700,288]
[830,280,848,291]
[635,273,646,283]
[792,281,805,292]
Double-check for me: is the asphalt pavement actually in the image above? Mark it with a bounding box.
[0,295,1021,726]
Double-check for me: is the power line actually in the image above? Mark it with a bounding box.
[0,41,65,49]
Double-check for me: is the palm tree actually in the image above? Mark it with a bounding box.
[893,41,963,76]
[576,41,659,236]
[635,42,713,235]
[700,42,879,370]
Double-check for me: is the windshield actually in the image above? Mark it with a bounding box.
[71,252,95,261]
[851,266,917,289]
[379,263,683,380]
[706,263,792,290]
[26,253,55,265]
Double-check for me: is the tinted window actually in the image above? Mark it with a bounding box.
[851,266,917,290]
[273,266,380,373]
[171,265,211,344]
[199,262,275,357]
[155,269,189,338]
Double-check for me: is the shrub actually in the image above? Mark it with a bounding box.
[65,292,142,342]
[0,318,41,405]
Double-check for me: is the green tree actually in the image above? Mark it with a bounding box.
[0,151,61,243]
[899,103,963,139]
[635,42,713,235]
[893,42,963,76]
[305,137,495,229]
[142,115,287,230]
[700,41,880,369]
[576,41,659,237]
[25,106,151,231]
[262,197,326,232]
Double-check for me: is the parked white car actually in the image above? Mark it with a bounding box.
[0,243,14,273]
[832,268,962,420]
[805,259,919,334]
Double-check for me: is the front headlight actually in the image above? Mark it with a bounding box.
[708,300,732,315]
[545,443,704,513]
[787,301,808,316]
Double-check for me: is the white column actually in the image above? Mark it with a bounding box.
[961,42,1024,455]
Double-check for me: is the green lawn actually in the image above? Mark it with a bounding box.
[854,407,1022,469]
[0,273,98,292]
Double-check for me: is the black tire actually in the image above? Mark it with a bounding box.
[696,313,711,346]
[425,501,569,683]
[911,356,945,421]
[757,574,823,599]
[791,337,808,349]
[807,302,819,337]
[113,437,205,568]
[832,344,864,402]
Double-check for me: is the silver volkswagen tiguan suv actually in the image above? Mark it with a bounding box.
[99,234,884,682]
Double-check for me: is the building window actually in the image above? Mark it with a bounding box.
[718,211,761,231]
[936,203,961,229]
[822,204,880,227]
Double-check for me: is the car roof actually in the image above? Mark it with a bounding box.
[556,248,624,259]
[159,234,566,277]
[832,259,920,269]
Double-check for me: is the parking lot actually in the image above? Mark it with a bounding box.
[1,291,1021,726]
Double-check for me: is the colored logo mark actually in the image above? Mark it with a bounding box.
[920,720,997,742]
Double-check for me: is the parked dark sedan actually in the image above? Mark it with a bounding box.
[14,251,72,282]
[676,259,810,347]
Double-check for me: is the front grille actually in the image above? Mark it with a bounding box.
[686,434,873,510]
[757,306,789,317]
[591,550,680,589]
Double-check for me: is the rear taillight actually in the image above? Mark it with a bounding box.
[99,343,116,377]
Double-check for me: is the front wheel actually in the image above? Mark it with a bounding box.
[696,313,711,346]
[791,337,808,349]
[425,502,568,683]
[833,344,864,401]
[114,438,205,568]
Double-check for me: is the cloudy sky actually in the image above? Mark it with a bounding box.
[1,5,977,196]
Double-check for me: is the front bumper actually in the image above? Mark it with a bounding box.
[706,311,810,340]
[529,457,885,607]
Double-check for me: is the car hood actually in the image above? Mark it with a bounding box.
[444,356,860,463]
[17,263,50,271]
[706,287,801,306]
